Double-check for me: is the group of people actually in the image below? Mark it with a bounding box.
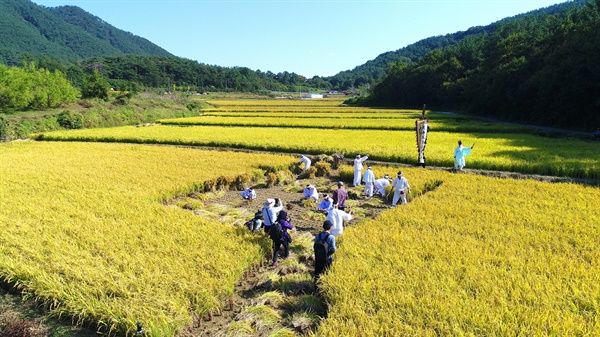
[244,142,474,282]
[350,155,411,207]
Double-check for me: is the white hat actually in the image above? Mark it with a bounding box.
[264,199,274,206]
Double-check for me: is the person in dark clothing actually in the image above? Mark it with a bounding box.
[314,220,337,283]
[271,211,293,267]
[331,181,348,211]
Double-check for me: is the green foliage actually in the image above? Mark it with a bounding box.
[81,70,109,100]
[0,0,172,67]
[0,63,79,110]
[0,115,11,141]
[56,110,84,129]
[364,0,599,130]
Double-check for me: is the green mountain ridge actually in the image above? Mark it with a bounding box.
[0,0,172,65]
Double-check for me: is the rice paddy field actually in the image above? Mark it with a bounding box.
[2,96,599,336]
[35,124,599,179]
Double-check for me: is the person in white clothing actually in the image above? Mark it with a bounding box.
[391,171,411,206]
[299,155,311,171]
[353,154,369,186]
[262,198,284,232]
[240,187,256,200]
[303,184,319,201]
[326,203,353,236]
[362,166,375,198]
[373,175,393,196]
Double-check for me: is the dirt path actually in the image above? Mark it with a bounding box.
[174,172,391,336]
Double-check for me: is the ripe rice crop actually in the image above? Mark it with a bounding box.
[207,99,344,108]
[159,114,531,133]
[0,141,295,336]
[34,125,600,179]
[317,165,600,336]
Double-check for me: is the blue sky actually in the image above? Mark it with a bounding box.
[31,0,568,78]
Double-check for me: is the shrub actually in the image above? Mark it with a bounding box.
[56,111,84,129]
[0,115,12,141]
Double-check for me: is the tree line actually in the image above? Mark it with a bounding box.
[357,0,599,130]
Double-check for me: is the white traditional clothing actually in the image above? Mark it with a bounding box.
[391,176,410,206]
[326,208,353,236]
[299,155,311,171]
[353,155,369,186]
[373,178,392,196]
[240,188,256,200]
[303,185,319,201]
[362,168,375,197]
[453,145,472,170]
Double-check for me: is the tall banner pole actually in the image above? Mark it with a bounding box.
[416,104,428,168]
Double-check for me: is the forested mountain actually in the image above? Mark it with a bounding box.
[358,0,599,130]
[326,27,491,89]
[0,0,172,66]
[325,1,581,89]
[79,55,327,93]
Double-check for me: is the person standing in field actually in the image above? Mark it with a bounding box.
[331,153,344,169]
[353,154,369,186]
[453,140,475,171]
[326,203,353,236]
[362,166,375,198]
[373,174,393,197]
[299,155,311,171]
[303,184,319,201]
[331,181,348,211]
[391,171,411,206]
[262,198,283,233]
[314,220,337,283]
[271,211,293,267]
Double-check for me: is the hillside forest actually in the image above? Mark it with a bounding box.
[357,0,600,130]
[0,0,598,133]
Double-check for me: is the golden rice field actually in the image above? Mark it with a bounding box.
[2,140,598,336]
[0,141,295,336]
[6,97,600,336]
[317,165,600,336]
[34,124,600,179]
[207,98,344,108]
[158,114,530,133]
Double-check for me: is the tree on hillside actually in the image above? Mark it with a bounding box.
[0,62,78,110]
[81,69,110,100]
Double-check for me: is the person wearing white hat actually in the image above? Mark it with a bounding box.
[353,154,369,187]
[303,184,319,201]
[362,166,375,198]
[391,171,411,206]
[373,175,393,196]
[318,194,333,214]
[299,155,311,171]
[262,198,284,232]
